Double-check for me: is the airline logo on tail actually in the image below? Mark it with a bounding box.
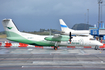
[7,27,13,29]
[60,24,67,27]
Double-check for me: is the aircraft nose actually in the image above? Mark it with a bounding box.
[98,42,103,46]
[93,41,103,46]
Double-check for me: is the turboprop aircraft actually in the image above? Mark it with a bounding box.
[2,19,103,50]
[59,19,90,35]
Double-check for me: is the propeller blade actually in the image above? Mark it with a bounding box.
[69,32,71,44]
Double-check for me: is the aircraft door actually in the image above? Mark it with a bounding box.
[79,39,84,45]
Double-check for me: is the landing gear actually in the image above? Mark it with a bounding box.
[54,46,58,50]
[95,45,99,50]
[54,42,58,50]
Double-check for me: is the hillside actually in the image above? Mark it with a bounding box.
[72,23,93,30]
[0,34,7,38]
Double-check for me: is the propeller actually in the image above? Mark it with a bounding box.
[69,32,72,44]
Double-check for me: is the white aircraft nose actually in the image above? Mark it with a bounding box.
[92,40,103,46]
[98,42,103,46]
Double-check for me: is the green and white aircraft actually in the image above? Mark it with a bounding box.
[2,19,103,50]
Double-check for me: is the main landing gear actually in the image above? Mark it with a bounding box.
[54,42,58,50]
[54,46,58,50]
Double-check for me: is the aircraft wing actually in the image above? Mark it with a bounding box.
[44,34,69,41]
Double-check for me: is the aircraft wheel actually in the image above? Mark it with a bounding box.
[54,46,58,50]
[95,45,99,50]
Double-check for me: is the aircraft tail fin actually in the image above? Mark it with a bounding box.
[59,19,74,32]
[2,19,21,37]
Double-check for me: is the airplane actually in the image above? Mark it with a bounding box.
[59,19,90,35]
[2,19,103,50]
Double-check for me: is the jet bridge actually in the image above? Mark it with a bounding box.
[89,23,105,40]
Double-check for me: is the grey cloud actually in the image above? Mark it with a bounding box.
[0,0,105,31]
[0,0,99,16]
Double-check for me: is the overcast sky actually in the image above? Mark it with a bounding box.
[0,0,105,31]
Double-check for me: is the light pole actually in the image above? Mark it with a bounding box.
[84,13,86,24]
[101,4,105,23]
[98,0,103,28]
[87,9,89,24]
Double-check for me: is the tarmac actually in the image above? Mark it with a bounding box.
[0,38,105,70]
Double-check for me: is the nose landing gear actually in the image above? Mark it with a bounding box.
[95,45,99,50]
